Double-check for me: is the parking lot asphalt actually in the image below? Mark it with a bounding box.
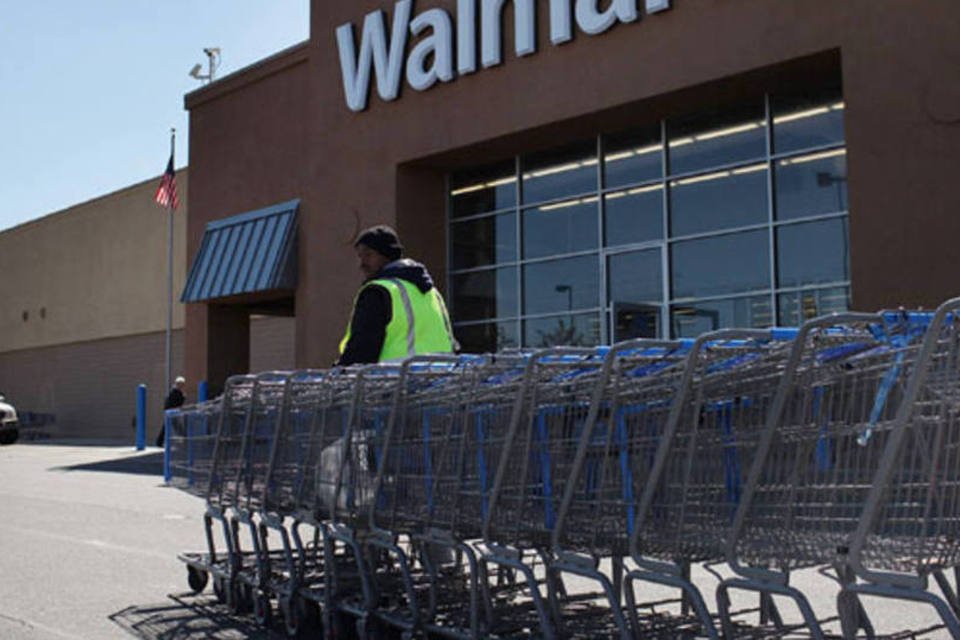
[0,442,955,639]
[0,442,284,639]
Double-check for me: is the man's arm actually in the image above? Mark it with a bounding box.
[336,285,391,365]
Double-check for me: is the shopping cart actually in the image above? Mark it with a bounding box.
[255,369,328,634]
[624,329,797,639]
[717,310,951,639]
[479,348,611,639]
[547,339,692,639]
[844,299,960,637]
[320,363,405,639]
[177,374,257,610]
[354,355,482,639]
[167,397,222,593]
[227,372,290,624]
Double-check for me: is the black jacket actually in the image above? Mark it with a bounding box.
[163,387,185,410]
[337,259,438,366]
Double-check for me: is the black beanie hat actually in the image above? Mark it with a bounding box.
[355,225,403,261]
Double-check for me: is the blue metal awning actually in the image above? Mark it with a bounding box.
[181,199,299,303]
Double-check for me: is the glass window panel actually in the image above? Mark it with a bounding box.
[775,150,847,221]
[523,255,599,315]
[523,198,599,259]
[612,304,661,341]
[671,230,770,299]
[777,219,849,288]
[609,248,662,341]
[603,127,663,188]
[608,249,662,305]
[671,295,773,338]
[772,86,845,155]
[667,102,766,175]
[452,267,518,322]
[455,321,519,353]
[670,165,768,236]
[524,313,601,348]
[778,286,850,327]
[521,142,597,205]
[604,185,663,246]
[450,160,517,218]
[451,212,517,270]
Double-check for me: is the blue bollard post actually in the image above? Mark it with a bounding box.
[135,384,146,450]
[198,380,208,403]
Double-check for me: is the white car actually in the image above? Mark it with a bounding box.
[0,394,19,445]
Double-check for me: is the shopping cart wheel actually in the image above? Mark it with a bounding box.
[232,581,252,614]
[280,596,300,637]
[212,576,227,604]
[298,598,321,637]
[253,590,273,627]
[186,566,208,594]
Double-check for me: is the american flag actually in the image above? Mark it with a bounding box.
[154,155,179,210]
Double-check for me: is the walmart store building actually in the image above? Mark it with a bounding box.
[182,0,959,393]
[4,0,957,438]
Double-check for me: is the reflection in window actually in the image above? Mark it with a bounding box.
[671,230,769,299]
[523,255,599,315]
[524,313,601,348]
[777,219,848,287]
[608,249,662,304]
[522,142,597,205]
[452,267,518,321]
[456,321,519,353]
[604,127,662,189]
[450,160,517,217]
[613,303,660,341]
[523,198,599,259]
[778,287,850,326]
[772,87,845,154]
[604,185,663,246]
[451,212,517,270]
[668,103,766,175]
[671,295,772,337]
[670,164,768,236]
[776,150,847,220]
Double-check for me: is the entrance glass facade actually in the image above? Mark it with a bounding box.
[448,86,848,352]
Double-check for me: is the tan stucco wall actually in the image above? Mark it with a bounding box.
[0,170,188,353]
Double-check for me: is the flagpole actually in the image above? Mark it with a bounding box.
[165,128,175,396]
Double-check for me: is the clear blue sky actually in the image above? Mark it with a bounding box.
[0,2,310,232]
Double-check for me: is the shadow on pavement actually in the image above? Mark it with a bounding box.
[110,593,284,639]
[51,451,164,476]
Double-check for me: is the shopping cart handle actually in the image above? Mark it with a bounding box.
[770,327,799,341]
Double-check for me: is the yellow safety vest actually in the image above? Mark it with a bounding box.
[339,278,456,362]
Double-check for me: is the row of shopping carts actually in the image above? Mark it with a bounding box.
[165,296,960,639]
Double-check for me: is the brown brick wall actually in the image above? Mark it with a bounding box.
[0,316,296,441]
[0,331,184,441]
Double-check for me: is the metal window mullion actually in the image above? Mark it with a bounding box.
[771,210,849,229]
[765,93,778,324]
[770,140,846,163]
[445,172,453,318]
[660,118,671,339]
[515,155,523,346]
[597,134,608,344]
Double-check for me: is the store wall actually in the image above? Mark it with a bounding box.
[185,1,960,377]
[184,43,312,387]
[0,172,188,352]
[0,330,184,440]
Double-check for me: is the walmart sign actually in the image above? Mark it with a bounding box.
[336,0,672,112]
